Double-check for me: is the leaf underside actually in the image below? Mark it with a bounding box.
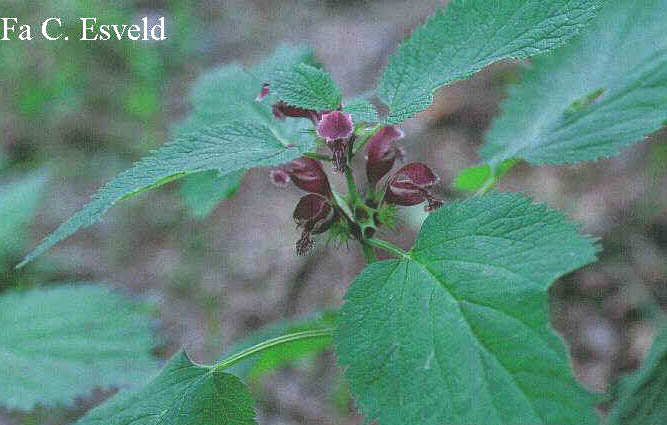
[179,170,244,219]
[75,351,257,425]
[336,193,600,425]
[0,284,158,410]
[377,0,604,124]
[481,0,667,166]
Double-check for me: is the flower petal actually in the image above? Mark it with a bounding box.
[384,163,443,211]
[317,111,354,142]
[283,157,331,196]
[365,125,404,186]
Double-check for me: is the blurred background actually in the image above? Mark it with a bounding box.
[0,0,665,424]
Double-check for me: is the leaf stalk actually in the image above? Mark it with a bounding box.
[211,328,334,373]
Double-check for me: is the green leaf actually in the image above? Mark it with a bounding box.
[454,159,518,193]
[341,99,379,123]
[180,170,244,219]
[272,63,342,111]
[20,122,306,267]
[175,44,313,219]
[175,43,313,135]
[175,64,268,134]
[0,283,158,410]
[336,193,600,425]
[481,0,667,166]
[454,165,492,192]
[252,43,316,86]
[0,170,48,258]
[223,312,336,382]
[75,350,257,425]
[377,0,604,124]
[606,326,667,425]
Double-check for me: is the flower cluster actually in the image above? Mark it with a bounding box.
[260,84,443,255]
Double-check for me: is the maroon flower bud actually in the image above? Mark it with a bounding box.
[317,111,355,172]
[293,194,336,255]
[270,169,290,187]
[256,83,271,102]
[283,157,331,197]
[365,125,404,188]
[272,101,319,124]
[383,163,444,212]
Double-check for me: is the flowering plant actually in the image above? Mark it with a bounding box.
[6,0,667,424]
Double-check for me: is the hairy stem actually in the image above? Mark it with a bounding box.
[211,328,334,372]
[344,165,361,206]
[365,238,410,260]
[361,242,377,263]
[303,152,332,162]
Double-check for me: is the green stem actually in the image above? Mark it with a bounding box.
[475,159,518,197]
[365,238,410,260]
[211,328,334,373]
[344,165,361,206]
[361,242,377,263]
[303,152,332,162]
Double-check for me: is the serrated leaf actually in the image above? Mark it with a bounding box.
[175,44,313,218]
[341,99,379,123]
[606,326,667,425]
[0,170,48,258]
[0,283,158,410]
[20,122,305,267]
[252,43,316,85]
[175,64,270,133]
[175,43,313,135]
[481,0,667,166]
[377,0,604,124]
[336,193,600,425]
[272,63,342,111]
[180,170,243,219]
[75,350,257,425]
[223,312,336,382]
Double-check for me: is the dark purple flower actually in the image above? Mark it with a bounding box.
[317,111,354,141]
[365,125,405,188]
[293,194,336,255]
[272,101,320,124]
[270,169,291,187]
[383,163,444,212]
[256,83,271,102]
[317,111,355,172]
[283,157,331,197]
